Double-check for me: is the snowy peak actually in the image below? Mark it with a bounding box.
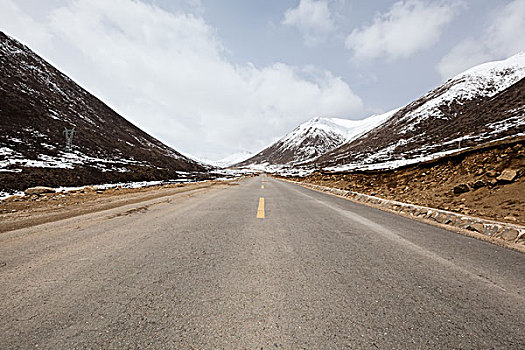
[279,117,349,149]
[454,51,525,81]
[283,112,397,148]
[238,112,393,167]
[398,52,525,128]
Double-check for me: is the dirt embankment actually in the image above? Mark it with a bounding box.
[293,137,525,226]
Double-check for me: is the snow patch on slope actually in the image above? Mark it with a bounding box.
[0,149,146,172]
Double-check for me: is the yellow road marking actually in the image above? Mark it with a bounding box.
[261,185,264,189]
[256,197,265,218]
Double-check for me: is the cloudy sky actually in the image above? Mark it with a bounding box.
[1,0,524,160]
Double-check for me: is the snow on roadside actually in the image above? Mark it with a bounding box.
[0,191,24,200]
[0,181,167,200]
[234,162,316,177]
[323,134,525,173]
[0,170,248,201]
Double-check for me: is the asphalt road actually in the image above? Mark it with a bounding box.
[1,175,524,349]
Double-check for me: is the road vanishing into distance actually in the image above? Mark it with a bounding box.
[1,175,524,349]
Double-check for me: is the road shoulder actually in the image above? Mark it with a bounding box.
[0,180,239,234]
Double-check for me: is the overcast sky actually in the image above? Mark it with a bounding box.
[1,0,524,160]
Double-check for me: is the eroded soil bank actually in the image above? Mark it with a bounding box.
[289,137,525,226]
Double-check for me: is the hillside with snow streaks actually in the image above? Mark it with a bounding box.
[238,112,394,167]
[317,53,525,172]
[398,52,525,132]
[0,32,208,192]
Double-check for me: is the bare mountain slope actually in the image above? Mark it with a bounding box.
[0,32,208,192]
[238,111,395,167]
[316,53,525,171]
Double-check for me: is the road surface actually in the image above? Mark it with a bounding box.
[1,175,524,349]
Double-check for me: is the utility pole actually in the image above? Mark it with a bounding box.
[64,127,75,151]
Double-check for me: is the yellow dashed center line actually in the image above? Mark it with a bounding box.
[256,197,265,218]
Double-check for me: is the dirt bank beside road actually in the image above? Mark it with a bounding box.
[0,180,239,233]
[290,137,525,226]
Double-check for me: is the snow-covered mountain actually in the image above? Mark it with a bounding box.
[317,52,525,171]
[0,32,208,192]
[238,111,395,167]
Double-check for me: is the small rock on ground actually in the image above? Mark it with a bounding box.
[497,169,518,183]
[24,186,56,195]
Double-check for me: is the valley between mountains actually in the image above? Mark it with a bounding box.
[1,31,524,246]
[1,23,525,349]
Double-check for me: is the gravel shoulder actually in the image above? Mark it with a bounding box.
[0,180,240,234]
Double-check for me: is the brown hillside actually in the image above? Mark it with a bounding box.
[296,137,525,226]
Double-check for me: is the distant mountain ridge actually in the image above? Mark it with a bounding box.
[0,32,208,192]
[203,151,255,168]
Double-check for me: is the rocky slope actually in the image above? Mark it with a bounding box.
[317,53,525,171]
[238,111,395,167]
[0,32,208,193]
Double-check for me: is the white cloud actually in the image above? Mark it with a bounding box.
[0,0,363,159]
[438,0,525,80]
[0,0,54,55]
[282,0,335,46]
[346,0,463,60]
